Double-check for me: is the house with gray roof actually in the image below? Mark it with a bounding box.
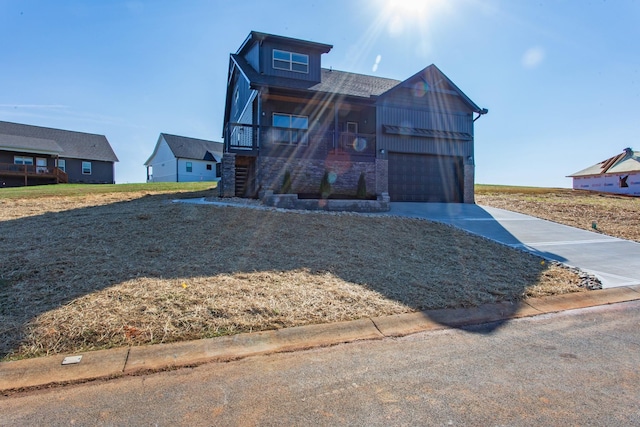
[221,31,487,203]
[0,120,118,187]
[568,148,640,196]
[144,133,223,183]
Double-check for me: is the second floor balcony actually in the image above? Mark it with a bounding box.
[226,123,376,160]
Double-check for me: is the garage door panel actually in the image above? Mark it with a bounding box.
[388,153,462,202]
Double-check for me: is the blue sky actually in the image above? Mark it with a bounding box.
[1,0,639,187]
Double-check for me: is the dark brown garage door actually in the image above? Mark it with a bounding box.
[388,153,463,202]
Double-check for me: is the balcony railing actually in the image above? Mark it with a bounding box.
[0,163,68,184]
[226,123,376,158]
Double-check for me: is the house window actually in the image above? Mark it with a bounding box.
[272,113,308,145]
[57,159,66,172]
[234,86,239,106]
[14,156,33,165]
[82,161,92,175]
[186,162,193,173]
[206,164,212,171]
[273,49,309,73]
[346,122,358,134]
[36,158,47,173]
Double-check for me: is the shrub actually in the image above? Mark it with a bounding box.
[356,172,367,199]
[281,170,292,194]
[319,170,332,199]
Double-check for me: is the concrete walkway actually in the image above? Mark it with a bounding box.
[388,203,640,289]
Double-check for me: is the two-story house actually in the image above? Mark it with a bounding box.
[221,31,486,203]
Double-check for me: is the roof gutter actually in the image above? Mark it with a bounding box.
[473,108,489,122]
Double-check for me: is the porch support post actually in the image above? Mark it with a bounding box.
[220,153,236,198]
[256,90,262,150]
[375,158,388,196]
[463,163,475,204]
[333,102,339,150]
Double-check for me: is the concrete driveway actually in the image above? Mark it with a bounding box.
[388,203,640,289]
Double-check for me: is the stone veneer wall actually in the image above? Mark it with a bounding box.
[463,164,475,204]
[220,153,236,197]
[257,156,378,196]
[375,158,388,195]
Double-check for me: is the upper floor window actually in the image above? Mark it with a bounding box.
[273,49,309,73]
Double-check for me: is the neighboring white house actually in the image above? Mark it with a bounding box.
[144,133,223,183]
[568,147,640,196]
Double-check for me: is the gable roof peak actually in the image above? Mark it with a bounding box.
[237,31,333,56]
[568,147,640,177]
[379,64,485,114]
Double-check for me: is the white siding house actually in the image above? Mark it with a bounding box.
[568,148,640,196]
[144,133,223,183]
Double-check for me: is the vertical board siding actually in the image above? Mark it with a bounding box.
[230,72,252,124]
[377,88,474,153]
[260,41,322,82]
[380,135,472,157]
[379,105,473,134]
[244,42,260,72]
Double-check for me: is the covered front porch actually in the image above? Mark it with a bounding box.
[225,123,376,160]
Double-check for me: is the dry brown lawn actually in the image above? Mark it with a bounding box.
[476,186,640,243]
[0,187,589,360]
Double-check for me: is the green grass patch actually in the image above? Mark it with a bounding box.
[475,184,569,195]
[0,182,217,200]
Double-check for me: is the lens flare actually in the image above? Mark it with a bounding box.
[352,137,367,152]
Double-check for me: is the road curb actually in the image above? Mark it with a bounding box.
[2,286,639,393]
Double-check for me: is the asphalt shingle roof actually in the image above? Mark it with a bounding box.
[232,54,401,98]
[161,133,223,161]
[0,121,118,162]
[0,134,64,154]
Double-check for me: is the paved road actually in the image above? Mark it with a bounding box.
[2,301,639,426]
[388,203,640,289]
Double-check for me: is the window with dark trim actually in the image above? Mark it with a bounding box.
[82,161,92,175]
[206,164,212,171]
[272,113,309,145]
[14,156,34,165]
[273,49,309,73]
[186,162,193,173]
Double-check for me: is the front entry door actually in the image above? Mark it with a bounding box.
[36,158,47,173]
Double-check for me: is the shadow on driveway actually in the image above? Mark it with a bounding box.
[388,202,640,289]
